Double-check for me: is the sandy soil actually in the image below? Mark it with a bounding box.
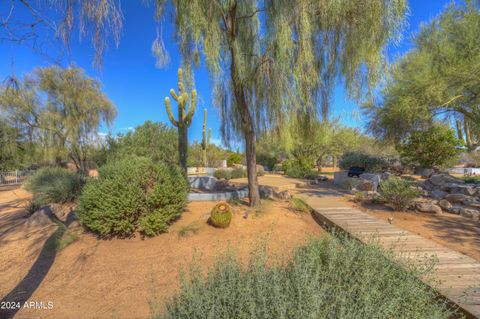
[0,187,323,319]
[354,201,480,262]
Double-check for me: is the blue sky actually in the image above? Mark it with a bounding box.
[0,1,453,148]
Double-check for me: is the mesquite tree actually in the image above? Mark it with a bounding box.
[154,0,407,206]
[164,68,197,171]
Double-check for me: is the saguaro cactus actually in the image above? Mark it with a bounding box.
[165,68,197,171]
[201,108,212,167]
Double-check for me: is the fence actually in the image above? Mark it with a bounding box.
[0,170,35,186]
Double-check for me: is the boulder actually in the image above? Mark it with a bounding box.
[438,199,453,211]
[430,189,447,199]
[274,190,292,200]
[358,173,382,192]
[445,193,472,204]
[259,186,274,199]
[443,184,476,196]
[357,179,374,192]
[26,207,53,227]
[415,201,442,214]
[460,208,480,221]
[417,168,435,178]
[428,173,463,186]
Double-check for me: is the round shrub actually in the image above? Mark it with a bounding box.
[25,167,84,204]
[379,176,420,211]
[77,156,188,237]
[283,159,317,179]
[230,167,247,179]
[210,202,232,228]
[214,169,231,180]
[339,151,394,173]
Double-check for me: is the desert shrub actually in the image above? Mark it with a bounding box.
[339,151,394,173]
[396,124,462,169]
[342,178,363,190]
[227,152,242,167]
[256,152,278,171]
[379,176,420,211]
[24,199,42,215]
[230,167,247,179]
[209,202,233,228]
[77,156,187,237]
[25,167,84,204]
[157,235,455,319]
[213,169,232,180]
[464,176,480,184]
[283,159,317,179]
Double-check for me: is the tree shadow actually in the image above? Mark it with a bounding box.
[0,209,76,319]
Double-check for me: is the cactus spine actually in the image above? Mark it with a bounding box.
[201,108,211,167]
[164,68,197,171]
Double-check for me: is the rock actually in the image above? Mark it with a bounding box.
[358,173,382,192]
[445,193,472,204]
[428,173,462,186]
[26,207,53,227]
[415,202,442,214]
[417,167,435,178]
[438,199,452,211]
[430,189,447,199]
[274,190,292,200]
[259,186,274,199]
[460,208,480,221]
[357,179,374,192]
[317,175,328,182]
[443,184,476,196]
[214,179,230,191]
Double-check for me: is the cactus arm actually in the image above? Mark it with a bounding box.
[164,97,178,127]
[170,88,179,101]
[184,90,197,126]
[177,68,184,94]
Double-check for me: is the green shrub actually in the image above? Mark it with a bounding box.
[464,176,480,184]
[209,202,233,228]
[283,159,317,179]
[24,199,42,215]
[396,124,462,169]
[25,167,84,204]
[230,167,247,179]
[227,153,242,167]
[256,153,277,171]
[379,176,420,211]
[214,169,232,180]
[339,151,394,173]
[77,156,188,237]
[157,235,455,319]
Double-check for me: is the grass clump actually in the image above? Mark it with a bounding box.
[379,176,420,211]
[25,167,84,204]
[77,156,188,237]
[156,235,456,319]
[178,223,201,238]
[288,197,312,214]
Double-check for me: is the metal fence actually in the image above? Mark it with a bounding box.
[0,170,35,186]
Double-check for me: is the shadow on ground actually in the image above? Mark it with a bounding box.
[0,210,76,319]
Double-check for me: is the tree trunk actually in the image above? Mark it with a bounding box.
[456,119,465,142]
[178,125,188,172]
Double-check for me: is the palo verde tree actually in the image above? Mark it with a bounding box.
[154,0,407,205]
[0,66,116,172]
[164,68,197,171]
[366,1,480,150]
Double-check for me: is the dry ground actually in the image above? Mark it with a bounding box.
[356,201,480,262]
[0,187,323,319]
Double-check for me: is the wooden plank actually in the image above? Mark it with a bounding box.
[309,206,480,318]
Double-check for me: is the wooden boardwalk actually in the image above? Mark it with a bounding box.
[306,204,480,318]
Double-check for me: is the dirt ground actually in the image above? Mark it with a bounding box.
[354,201,480,262]
[0,187,323,319]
